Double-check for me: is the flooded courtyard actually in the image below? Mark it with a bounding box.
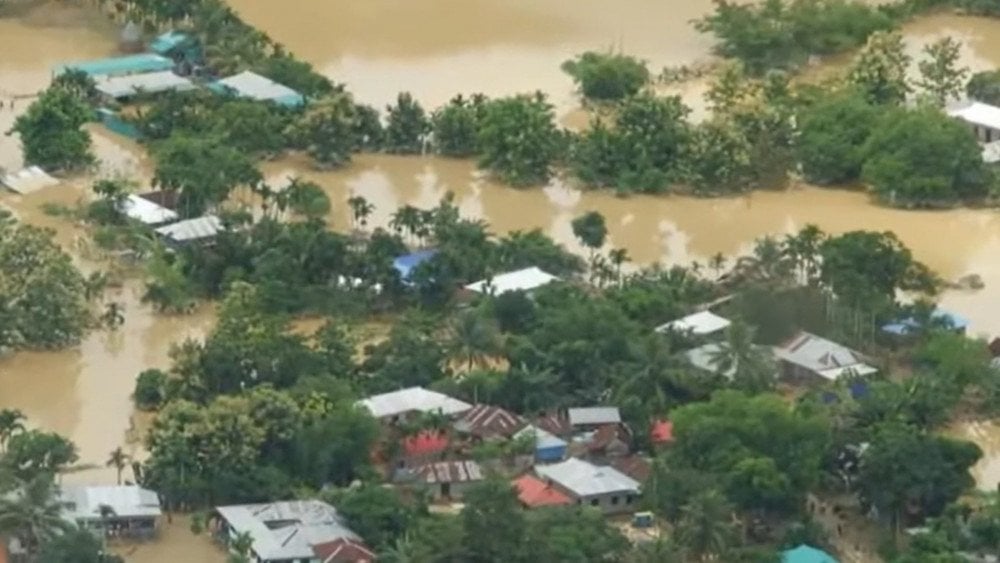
[3,2,1000,559]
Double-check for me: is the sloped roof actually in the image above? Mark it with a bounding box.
[95,70,195,99]
[535,458,640,498]
[685,343,736,379]
[655,311,731,335]
[568,407,621,426]
[412,460,484,484]
[775,332,876,380]
[403,430,449,457]
[0,166,58,195]
[357,387,471,419]
[313,538,376,563]
[56,53,174,77]
[216,500,359,562]
[947,100,1000,131]
[453,404,527,438]
[782,544,838,563]
[650,420,674,444]
[59,485,161,521]
[213,71,305,107]
[150,31,192,55]
[155,215,223,243]
[121,194,178,225]
[610,455,653,483]
[587,424,631,452]
[514,425,568,451]
[513,475,571,507]
[534,412,571,436]
[465,267,559,296]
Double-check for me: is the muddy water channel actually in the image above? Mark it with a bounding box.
[0,4,1000,556]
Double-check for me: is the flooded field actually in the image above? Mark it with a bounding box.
[1,6,1000,556]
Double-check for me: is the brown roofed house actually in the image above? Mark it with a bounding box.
[453,404,527,440]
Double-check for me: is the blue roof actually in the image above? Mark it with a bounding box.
[150,31,192,55]
[55,54,174,78]
[393,250,438,281]
[881,309,969,336]
[782,545,838,563]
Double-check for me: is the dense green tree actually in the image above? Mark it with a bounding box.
[11,86,94,171]
[708,320,776,394]
[795,90,878,185]
[37,527,124,563]
[527,506,630,562]
[561,51,650,101]
[211,100,291,155]
[152,135,262,217]
[674,489,737,559]
[848,31,911,106]
[289,401,378,487]
[335,486,415,550]
[0,409,25,454]
[916,37,969,106]
[283,178,331,219]
[819,230,936,308]
[967,70,1000,105]
[254,52,336,98]
[571,211,608,258]
[287,92,360,168]
[106,446,131,485]
[862,107,990,206]
[134,369,168,410]
[3,431,77,480]
[432,94,485,157]
[685,118,754,194]
[384,92,431,154]
[460,480,527,563]
[448,309,502,371]
[0,474,74,554]
[477,93,561,186]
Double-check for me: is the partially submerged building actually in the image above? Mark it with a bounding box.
[120,194,180,226]
[59,485,161,539]
[464,267,559,296]
[210,70,306,108]
[947,101,1000,143]
[155,215,224,247]
[55,53,175,78]
[214,500,370,563]
[0,166,58,195]
[95,70,195,101]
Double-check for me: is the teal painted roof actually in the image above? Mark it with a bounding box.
[55,54,174,78]
[782,545,838,563]
[150,31,191,55]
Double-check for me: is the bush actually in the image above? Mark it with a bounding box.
[562,51,650,101]
[477,93,562,186]
[134,369,168,410]
[432,94,486,157]
[967,70,1000,106]
[796,91,879,185]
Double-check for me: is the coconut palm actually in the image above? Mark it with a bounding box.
[106,447,132,485]
[674,489,736,561]
[380,532,417,563]
[101,302,126,330]
[627,537,685,563]
[709,320,776,394]
[0,474,74,554]
[347,195,375,231]
[227,531,254,563]
[0,409,26,453]
[448,309,502,371]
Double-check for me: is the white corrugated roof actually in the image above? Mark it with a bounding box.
[947,101,1000,131]
[465,267,559,295]
[216,500,358,561]
[59,485,161,521]
[655,311,731,335]
[774,331,875,381]
[120,194,178,225]
[515,425,567,450]
[535,458,639,498]
[216,71,301,103]
[155,215,223,242]
[95,70,195,99]
[567,407,621,426]
[685,343,736,378]
[358,387,471,418]
[0,166,58,194]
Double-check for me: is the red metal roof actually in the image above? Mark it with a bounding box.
[513,474,572,508]
[313,538,376,563]
[403,430,449,457]
[650,419,674,444]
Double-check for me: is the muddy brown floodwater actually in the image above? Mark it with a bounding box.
[1,4,1000,560]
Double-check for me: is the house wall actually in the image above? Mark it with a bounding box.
[573,491,640,515]
[535,445,566,463]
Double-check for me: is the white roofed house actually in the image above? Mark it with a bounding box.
[535,458,640,515]
[213,500,373,563]
[773,331,877,383]
[58,485,162,539]
[155,215,224,247]
[464,267,559,296]
[568,407,621,429]
[947,101,1000,144]
[120,194,179,226]
[655,311,731,337]
[94,70,195,101]
[357,386,472,423]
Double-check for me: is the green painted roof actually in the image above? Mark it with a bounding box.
[782,545,838,563]
[55,54,174,78]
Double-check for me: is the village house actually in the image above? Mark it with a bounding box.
[573,423,631,462]
[453,404,527,441]
[655,310,731,337]
[567,407,621,430]
[947,100,1000,143]
[514,424,568,463]
[464,266,559,296]
[398,429,450,468]
[214,499,372,563]
[209,70,306,108]
[59,485,162,539]
[357,386,472,424]
[535,458,641,515]
[610,455,654,484]
[155,215,224,247]
[512,474,572,509]
[398,460,485,501]
[773,331,876,383]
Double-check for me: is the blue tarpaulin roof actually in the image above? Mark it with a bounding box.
[55,54,174,78]
[393,250,438,281]
[881,309,969,336]
[782,545,838,563]
[150,31,191,55]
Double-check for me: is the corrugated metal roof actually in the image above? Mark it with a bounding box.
[655,311,731,335]
[535,458,640,498]
[453,404,526,438]
[414,460,484,484]
[465,267,559,295]
[568,407,621,426]
[0,166,58,195]
[357,387,471,419]
[95,70,195,99]
[947,101,1000,131]
[121,194,178,225]
[155,215,223,243]
[59,485,161,521]
[213,71,305,107]
[55,54,174,78]
[216,500,358,562]
[774,331,875,381]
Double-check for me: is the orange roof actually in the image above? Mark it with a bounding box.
[403,430,449,457]
[513,475,572,507]
[651,419,674,444]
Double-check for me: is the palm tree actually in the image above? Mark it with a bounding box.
[228,530,254,563]
[390,205,424,246]
[380,532,416,563]
[0,409,26,453]
[448,309,502,371]
[101,302,126,330]
[347,195,375,231]
[627,537,685,563]
[708,320,775,394]
[609,248,630,285]
[782,225,825,285]
[106,447,131,485]
[0,474,74,554]
[674,489,735,561]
